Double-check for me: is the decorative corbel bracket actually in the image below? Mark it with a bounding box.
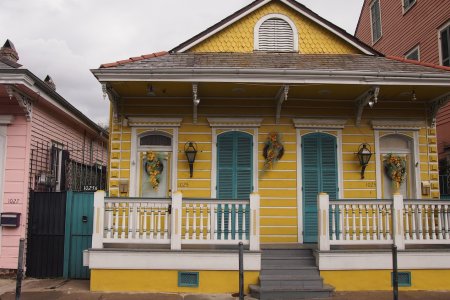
[192,83,200,124]
[355,86,380,127]
[429,92,450,127]
[102,83,121,122]
[5,85,33,121]
[275,85,289,124]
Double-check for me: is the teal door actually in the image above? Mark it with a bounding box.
[217,131,252,239]
[63,192,94,279]
[302,133,338,243]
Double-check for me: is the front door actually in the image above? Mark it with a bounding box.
[302,133,338,243]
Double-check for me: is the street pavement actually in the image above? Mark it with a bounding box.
[0,278,450,299]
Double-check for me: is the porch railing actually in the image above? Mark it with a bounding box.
[92,191,260,251]
[319,193,450,251]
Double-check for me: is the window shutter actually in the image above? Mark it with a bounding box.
[259,18,295,52]
[217,133,234,199]
[302,133,338,243]
[302,134,320,243]
[320,135,338,200]
[371,0,382,42]
[236,133,253,199]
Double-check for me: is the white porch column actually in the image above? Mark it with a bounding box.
[392,193,405,250]
[318,193,330,251]
[250,193,260,251]
[171,191,183,250]
[92,190,105,249]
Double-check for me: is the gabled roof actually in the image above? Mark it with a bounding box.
[170,0,379,55]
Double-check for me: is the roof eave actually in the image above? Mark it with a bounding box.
[91,68,450,86]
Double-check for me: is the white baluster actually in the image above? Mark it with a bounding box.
[365,205,370,241]
[385,205,391,240]
[209,204,215,240]
[199,205,204,240]
[444,205,449,239]
[107,203,113,239]
[234,205,240,241]
[358,205,363,240]
[127,203,136,239]
[345,205,350,240]
[221,205,225,240]
[114,203,119,239]
[185,204,190,240]
[142,204,148,239]
[371,205,376,240]
[377,205,383,240]
[120,203,126,239]
[352,205,356,240]
[437,205,443,240]
[243,204,247,241]
[410,205,417,241]
[424,205,430,240]
[193,204,198,240]
[404,204,410,241]
[149,204,155,240]
[157,204,162,240]
[331,204,336,241]
[164,203,169,240]
[431,205,436,240]
[417,205,423,240]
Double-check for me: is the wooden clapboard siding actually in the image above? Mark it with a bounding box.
[1,115,30,269]
[109,96,440,242]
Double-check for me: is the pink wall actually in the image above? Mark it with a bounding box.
[0,90,107,270]
[0,115,30,269]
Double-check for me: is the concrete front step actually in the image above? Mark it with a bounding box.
[260,275,324,288]
[249,284,333,300]
[262,257,316,267]
[261,249,313,257]
[261,267,320,276]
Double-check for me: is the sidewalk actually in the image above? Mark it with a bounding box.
[0,278,449,300]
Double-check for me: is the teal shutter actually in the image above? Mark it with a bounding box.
[217,132,253,239]
[302,133,338,243]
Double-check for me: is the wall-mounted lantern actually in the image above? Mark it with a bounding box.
[184,141,198,178]
[356,143,372,179]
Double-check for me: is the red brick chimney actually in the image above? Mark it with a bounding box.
[0,39,19,63]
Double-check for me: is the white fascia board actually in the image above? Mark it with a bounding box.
[176,0,272,53]
[86,250,261,271]
[0,73,35,86]
[280,0,375,55]
[94,72,450,87]
[318,251,450,270]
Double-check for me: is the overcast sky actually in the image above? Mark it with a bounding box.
[0,0,364,124]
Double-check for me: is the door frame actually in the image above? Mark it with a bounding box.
[130,127,178,197]
[296,128,344,244]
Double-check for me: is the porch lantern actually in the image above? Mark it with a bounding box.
[357,143,372,179]
[184,141,198,178]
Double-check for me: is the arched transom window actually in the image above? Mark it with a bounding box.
[254,14,299,52]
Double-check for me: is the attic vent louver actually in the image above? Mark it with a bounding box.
[258,18,295,52]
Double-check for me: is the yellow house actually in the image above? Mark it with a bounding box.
[85,0,450,297]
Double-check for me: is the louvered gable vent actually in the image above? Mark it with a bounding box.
[258,18,294,52]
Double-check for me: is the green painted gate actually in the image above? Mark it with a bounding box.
[63,191,94,279]
[302,133,338,243]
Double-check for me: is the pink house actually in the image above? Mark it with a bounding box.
[0,40,108,274]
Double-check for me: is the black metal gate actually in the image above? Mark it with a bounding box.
[26,191,66,278]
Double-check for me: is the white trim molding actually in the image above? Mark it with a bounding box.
[371,120,425,131]
[207,117,263,128]
[317,250,450,270]
[293,118,347,129]
[0,115,14,125]
[127,117,183,128]
[85,249,261,271]
[254,14,299,52]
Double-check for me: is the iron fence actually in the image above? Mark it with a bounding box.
[29,140,107,192]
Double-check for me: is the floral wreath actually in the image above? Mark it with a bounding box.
[383,153,407,186]
[263,132,284,170]
[144,152,164,190]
